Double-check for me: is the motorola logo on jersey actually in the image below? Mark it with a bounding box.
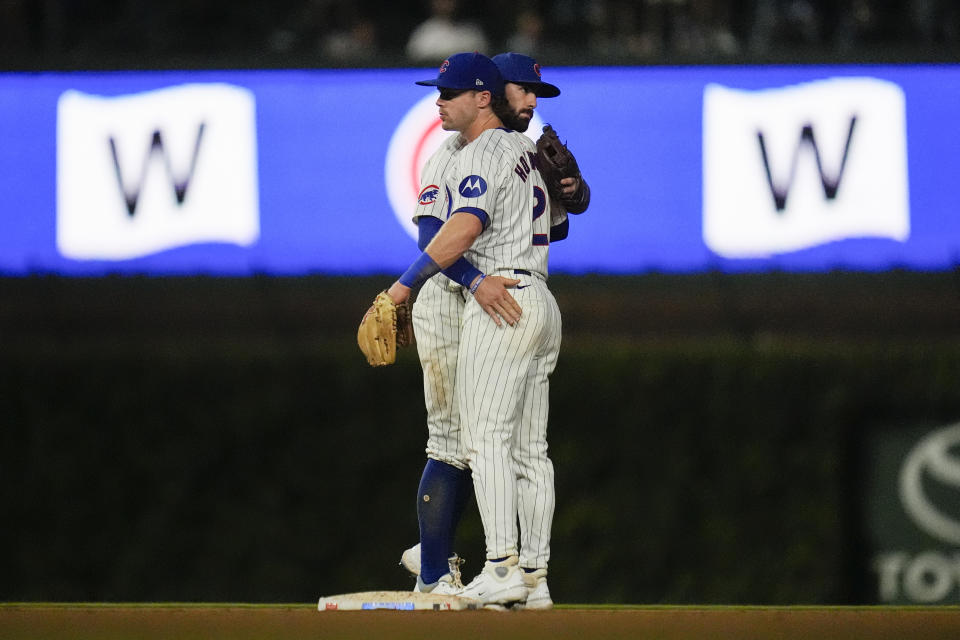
[702,77,910,258]
[57,83,259,261]
[418,184,440,205]
[459,175,487,198]
[385,91,545,241]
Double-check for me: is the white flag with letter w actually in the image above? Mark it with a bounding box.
[702,77,909,258]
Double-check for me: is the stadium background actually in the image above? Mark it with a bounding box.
[3,0,960,607]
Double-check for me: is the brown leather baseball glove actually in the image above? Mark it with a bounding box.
[357,291,415,367]
[536,124,584,207]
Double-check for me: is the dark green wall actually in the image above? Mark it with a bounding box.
[3,273,959,604]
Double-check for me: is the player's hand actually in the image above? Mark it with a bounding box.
[559,177,579,198]
[386,281,411,305]
[474,276,522,327]
[364,282,410,327]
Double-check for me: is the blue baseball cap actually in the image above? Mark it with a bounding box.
[415,52,505,95]
[492,53,560,98]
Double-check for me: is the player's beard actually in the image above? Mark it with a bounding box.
[504,110,532,133]
[492,96,531,133]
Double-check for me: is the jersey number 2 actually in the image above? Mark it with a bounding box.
[532,186,548,246]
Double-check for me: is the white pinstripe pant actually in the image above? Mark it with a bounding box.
[413,277,469,470]
[457,273,561,569]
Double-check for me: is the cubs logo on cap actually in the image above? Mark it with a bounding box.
[415,52,505,95]
[491,53,561,98]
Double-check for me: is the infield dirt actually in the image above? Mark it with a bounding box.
[2,604,960,640]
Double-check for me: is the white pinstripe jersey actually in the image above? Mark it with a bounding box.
[413,128,566,279]
[444,128,562,278]
[412,133,464,227]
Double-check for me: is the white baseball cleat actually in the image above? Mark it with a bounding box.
[414,572,462,595]
[400,542,466,586]
[517,568,553,610]
[458,556,528,607]
[400,543,421,575]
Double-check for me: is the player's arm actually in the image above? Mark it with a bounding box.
[387,212,521,327]
[548,198,569,242]
[416,216,483,287]
[420,215,535,296]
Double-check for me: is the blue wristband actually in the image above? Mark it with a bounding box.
[443,257,483,290]
[469,273,486,295]
[399,252,441,290]
[550,218,569,242]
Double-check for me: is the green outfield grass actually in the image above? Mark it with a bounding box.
[3,603,959,640]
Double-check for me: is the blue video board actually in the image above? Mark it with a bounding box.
[0,64,958,275]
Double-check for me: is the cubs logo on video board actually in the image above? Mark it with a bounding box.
[384,92,543,240]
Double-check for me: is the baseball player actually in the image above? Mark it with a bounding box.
[385,52,586,608]
[490,53,590,215]
[397,53,526,602]
[400,53,590,608]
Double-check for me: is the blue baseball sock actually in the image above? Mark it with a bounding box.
[417,459,472,584]
[451,463,474,530]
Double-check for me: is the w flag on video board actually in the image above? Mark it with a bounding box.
[702,77,910,258]
[56,83,259,261]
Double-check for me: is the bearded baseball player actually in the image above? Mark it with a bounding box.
[379,51,589,609]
